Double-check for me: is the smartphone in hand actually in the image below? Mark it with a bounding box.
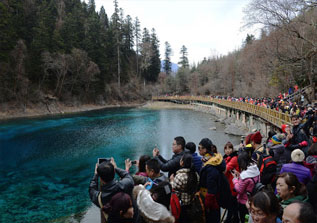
[131,160,137,165]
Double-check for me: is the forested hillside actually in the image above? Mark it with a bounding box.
[158,0,316,101]
[0,0,316,115]
[0,0,161,110]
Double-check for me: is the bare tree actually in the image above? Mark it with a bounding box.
[42,51,71,97]
[243,0,317,100]
[10,40,29,109]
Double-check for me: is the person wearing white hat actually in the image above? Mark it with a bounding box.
[280,149,312,185]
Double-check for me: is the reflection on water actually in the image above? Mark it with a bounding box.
[0,108,240,222]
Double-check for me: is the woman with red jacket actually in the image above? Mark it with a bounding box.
[223,142,239,223]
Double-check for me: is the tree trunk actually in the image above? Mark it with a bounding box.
[117,36,120,90]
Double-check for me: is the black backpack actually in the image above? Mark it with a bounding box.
[257,153,277,185]
[247,177,265,197]
[217,171,233,209]
[188,192,206,223]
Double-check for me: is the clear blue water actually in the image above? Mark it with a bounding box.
[0,107,240,222]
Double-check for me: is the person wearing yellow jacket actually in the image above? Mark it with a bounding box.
[198,138,226,223]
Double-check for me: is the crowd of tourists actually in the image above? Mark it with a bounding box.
[214,94,315,116]
[89,109,317,223]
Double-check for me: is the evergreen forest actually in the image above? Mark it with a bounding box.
[0,0,316,114]
[0,0,161,110]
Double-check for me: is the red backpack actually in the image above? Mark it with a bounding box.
[170,191,181,222]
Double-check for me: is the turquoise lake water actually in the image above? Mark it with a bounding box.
[0,107,240,222]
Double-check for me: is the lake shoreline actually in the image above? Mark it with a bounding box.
[0,101,196,121]
[0,101,146,121]
[0,100,250,137]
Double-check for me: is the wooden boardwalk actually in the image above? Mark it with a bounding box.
[153,96,292,128]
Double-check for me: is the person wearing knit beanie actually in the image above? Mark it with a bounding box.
[280,149,311,185]
[251,131,262,144]
[251,131,264,162]
[291,149,305,163]
[272,134,285,145]
[245,133,254,145]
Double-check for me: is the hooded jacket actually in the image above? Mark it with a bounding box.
[133,185,175,223]
[199,153,226,210]
[233,164,260,204]
[224,151,239,196]
[280,162,312,185]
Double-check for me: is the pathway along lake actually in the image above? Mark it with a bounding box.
[0,107,240,222]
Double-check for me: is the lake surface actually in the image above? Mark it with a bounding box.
[0,107,240,222]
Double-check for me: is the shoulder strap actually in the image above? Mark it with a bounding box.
[246,178,254,196]
[98,192,109,222]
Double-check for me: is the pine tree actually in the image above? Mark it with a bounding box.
[87,0,96,14]
[111,0,122,89]
[99,6,109,30]
[178,45,189,68]
[134,17,141,76]
[164,41,172,75]
[140,28,152,83]
[30,0,57,82]
[123,15,134,52]
[148,28,160,82]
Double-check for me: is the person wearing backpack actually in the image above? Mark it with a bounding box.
[198,138,226,223]
[268,133,289,175]
[170,153,200,223]
[257,146,277,188]
[232,151,260,223]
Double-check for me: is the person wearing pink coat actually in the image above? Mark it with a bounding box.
[232,151,260,223]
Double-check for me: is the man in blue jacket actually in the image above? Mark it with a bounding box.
[185,141,203,173]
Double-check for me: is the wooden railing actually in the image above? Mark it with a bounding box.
[153,96,292,127]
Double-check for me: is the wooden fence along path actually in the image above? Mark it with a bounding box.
[152,96,292,128]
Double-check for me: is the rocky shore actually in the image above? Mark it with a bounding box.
[143,101,250,137]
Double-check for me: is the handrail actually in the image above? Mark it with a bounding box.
[152,96,292,127]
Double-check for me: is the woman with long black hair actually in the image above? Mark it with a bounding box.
[170,153,199,223]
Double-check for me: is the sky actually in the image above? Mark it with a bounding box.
[91,0,256,65]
